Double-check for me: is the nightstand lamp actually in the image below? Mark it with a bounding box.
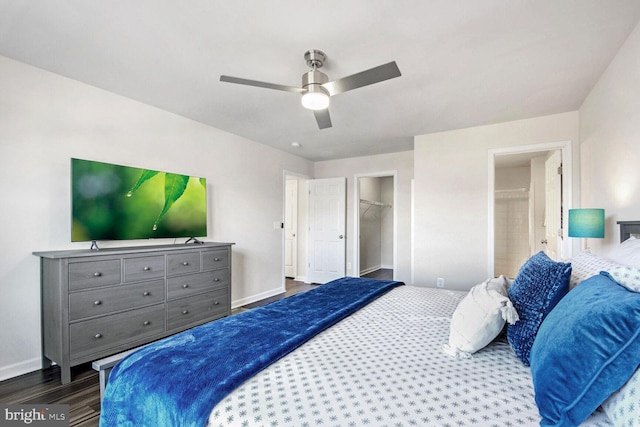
[568,208,605,250]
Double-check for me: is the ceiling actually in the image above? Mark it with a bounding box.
[1,1,639,161]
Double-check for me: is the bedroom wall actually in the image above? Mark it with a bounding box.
[579,21,640,254]
[413,112,580,291]
[313,151,414,284]
[380,176,394,268]
[0,56,312,380]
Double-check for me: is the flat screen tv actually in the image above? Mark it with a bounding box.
[71,158,207,244]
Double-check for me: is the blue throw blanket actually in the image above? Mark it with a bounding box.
[100,277,403,427]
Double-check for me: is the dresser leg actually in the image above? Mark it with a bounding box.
[61,366,71,384]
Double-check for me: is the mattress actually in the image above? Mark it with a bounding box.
[207,286,613,427]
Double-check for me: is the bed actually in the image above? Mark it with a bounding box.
[98,221,640,427]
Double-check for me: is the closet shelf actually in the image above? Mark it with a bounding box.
[360,199,392,215]
[360,198,392,207]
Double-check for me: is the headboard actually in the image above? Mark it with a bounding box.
[617,221,640,242]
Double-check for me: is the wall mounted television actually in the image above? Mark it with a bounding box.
[71,158,207,245]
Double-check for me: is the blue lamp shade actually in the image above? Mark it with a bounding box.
[568,209,605,238]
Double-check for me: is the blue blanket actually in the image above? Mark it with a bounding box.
[99,277,403,427]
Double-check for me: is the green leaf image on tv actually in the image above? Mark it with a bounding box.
[71,158,207,242]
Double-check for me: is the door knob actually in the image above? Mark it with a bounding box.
[339,235,344,239]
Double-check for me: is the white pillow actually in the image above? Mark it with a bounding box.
[443,275,519,359]
[602,367,640,427]
[566,251,623,288]
[608,236,640,269]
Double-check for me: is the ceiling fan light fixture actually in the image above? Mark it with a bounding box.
[301,87,330,110]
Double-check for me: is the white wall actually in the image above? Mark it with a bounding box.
[0,56,312,380]
[413,112,580,291]
[314,151,414,284]
[380,176,394,268]
[579,21,640,254]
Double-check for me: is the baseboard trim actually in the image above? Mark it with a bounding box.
[359,265,382,276]
[0,357,43,382]
[232,287,285,309]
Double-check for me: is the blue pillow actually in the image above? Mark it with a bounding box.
[507,251,571,365]
[530,273,640,426]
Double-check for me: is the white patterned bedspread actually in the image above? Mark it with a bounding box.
[207,286,612,427]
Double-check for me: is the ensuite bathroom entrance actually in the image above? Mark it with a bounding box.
[493,148,564,278]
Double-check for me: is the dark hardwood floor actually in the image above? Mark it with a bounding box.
[0,269,392,426]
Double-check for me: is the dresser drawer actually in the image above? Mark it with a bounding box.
[167,270,228,300]
[69,259,121,291]
[202,249,229,271]
[124,255,165,282]
[69,279,165,321]
[167,252,200,276]
[70,304,165,361]
[167,289,229,331]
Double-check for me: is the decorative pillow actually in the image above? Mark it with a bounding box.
[442,275,519,359]
[530,273,640,427]
[602,367,640,427]
[607,236,640,269]
[507,251,571,365]
[607,265,640,292]
[565,250,623,288]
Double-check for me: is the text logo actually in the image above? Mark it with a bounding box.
[0,405,68,427]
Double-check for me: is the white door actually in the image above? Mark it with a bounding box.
[544,151,562,260]
[284,179,298,278]
[308,177,346,284]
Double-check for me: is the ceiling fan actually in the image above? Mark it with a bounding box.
[220,50,401,129]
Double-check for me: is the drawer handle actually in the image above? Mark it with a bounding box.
[143,266,151,271]
[143,321,151,326]
[182,284,189,289]
[94,333,102,339]
[182,261,189,266]
[143,291,150,296]
[182,310,189,315]
[93,300,102,306]
[214,301,220,305]
[214,278,220,282]
[93,272,102,277]
[214,257,221,262]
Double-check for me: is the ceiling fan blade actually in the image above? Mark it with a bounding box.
[322,61,401,96]
[313,109,332,129]
[220,75,304,94]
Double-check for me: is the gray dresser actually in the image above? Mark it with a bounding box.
[33,242,233,384]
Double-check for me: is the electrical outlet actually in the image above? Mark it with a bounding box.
[347,262,352,270]
[436,277,445,288]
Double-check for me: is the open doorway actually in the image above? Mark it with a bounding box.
[488,142,573,278]
[355,172,397,280]
[283,172,308,284]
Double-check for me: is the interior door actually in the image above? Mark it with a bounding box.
[544,151,562,260]
[307,177,346,284]
[284,178,298,278]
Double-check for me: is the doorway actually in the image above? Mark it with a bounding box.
[283,172,308,284]
[488,142,573,278]
[355,173,396,279]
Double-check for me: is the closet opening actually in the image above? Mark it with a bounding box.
[355,173,396,280]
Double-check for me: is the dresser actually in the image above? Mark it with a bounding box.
[33,242,233,384]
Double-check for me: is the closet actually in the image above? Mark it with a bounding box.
[358,176,393,276]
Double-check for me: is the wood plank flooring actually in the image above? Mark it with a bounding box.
[0,270,392,426]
